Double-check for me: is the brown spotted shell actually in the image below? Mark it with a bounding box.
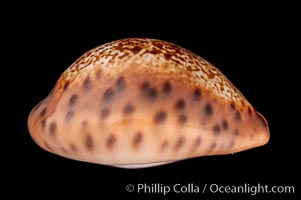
[28,38,269,168]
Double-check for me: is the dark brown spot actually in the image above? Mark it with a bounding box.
[49,121,56,136]
[69,143,78,152]
[213,125,221,136]
[133,132,143,147]
[148,87,157,100]
[154,111,167,123]
[123,103,134,115]
[83,76,92,91]
[41,119,46,129]
[160,141,168,150]
[230,102,236,110]
[69,94,78,107]
[222,120,228,130]
[175,98,185,110]
[39,108,46,117]
[95,70,102,80]
[248,106,253,116]
[65,110,74,122]
[103,88,114,101]
[116,76,126,91]
[107,134,116,148]
[163,81,172,95]
[81,120,88,128]
[175,136,185,149]
[85,134,93,151]
[233,129,239,136]
[204,103,213,117]
[210,142,217,150]
[178,114,187,123]
[241,101,245,107]
[193,88,201,101]
[141,82,150,92]
[100,107,110,119]
[141,82,155,99]
[194,137,201,147]
[256,112,268,129]
[63,81,70,91]
[234,111,241,121]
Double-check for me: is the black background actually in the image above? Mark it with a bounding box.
[6,6,298,199]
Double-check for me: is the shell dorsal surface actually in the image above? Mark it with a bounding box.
[28,38,269,168]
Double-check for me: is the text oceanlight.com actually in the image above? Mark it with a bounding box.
[125,183,294,196]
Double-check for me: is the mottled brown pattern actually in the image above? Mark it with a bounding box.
[57,38,249,107]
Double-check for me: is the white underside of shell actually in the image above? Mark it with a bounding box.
[112,161,174,169]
